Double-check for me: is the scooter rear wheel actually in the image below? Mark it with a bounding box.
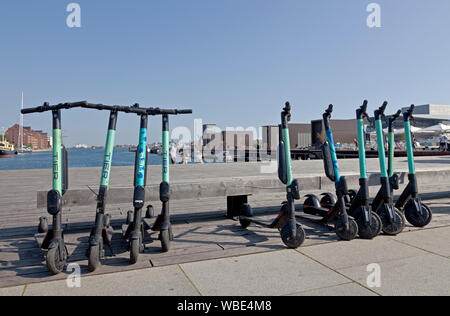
[38,217,48,234]
[405,202,432,228]
[280,223,305,249]
[46,245,67,275]
[348,190,358,202]
[239,204,253,229]
[126,211,133,225]
[379,208,405,236]
[356,211,382,240]
[320,194,335,208]
[335,218,358,241]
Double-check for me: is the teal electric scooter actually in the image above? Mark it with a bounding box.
[238,102,306,249]
[124,105,192,264]
[301,105,359,241]
[348,101,383,239]
[373,102,406,235]
[148,111,192,252]
[394,105,432,227]
[22,101,86,274]
[79,102,141,272]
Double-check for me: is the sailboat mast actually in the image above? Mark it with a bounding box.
[19,92,24,150]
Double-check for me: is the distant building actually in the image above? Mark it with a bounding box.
[222,130,254,151]
[202,124,217,147]
[398,104,450,127]
[311,119,357,146]
[261,125,279,152]
[5,124,51,150]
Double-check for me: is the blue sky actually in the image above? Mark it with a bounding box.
[1,0,450,145]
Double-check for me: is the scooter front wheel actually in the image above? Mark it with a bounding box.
[405,202,432,228]
[46,245,67,275]
[160,225,173,253]
[280,223,305,249]
[130,238,141,264]
[335,218,358,241]
[379,208,405,236]
[356,212,382,240]
[88,241,102,272]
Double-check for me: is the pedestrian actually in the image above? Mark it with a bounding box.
[440,133,448,152]
[170,143,178,164]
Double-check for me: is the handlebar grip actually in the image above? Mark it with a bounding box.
[360,100,368,114]
[326,104,333,114]
[284,102,291,112]
[177,110,193,114]
[392,109,402,120]
[378,101,388,116]
[21,107,40,114]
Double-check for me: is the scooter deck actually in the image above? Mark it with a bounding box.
[296,212,334,225]
[239,216,281,229]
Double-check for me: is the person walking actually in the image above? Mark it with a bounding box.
[170,143,178,164]
[440,133,448,152]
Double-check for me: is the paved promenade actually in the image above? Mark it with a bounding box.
[0,156,449,295]
[1,197,449,296]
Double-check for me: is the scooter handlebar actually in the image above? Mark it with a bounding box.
[148,109,193,115]
[358,100,370,121]
[404,104,415,122]
[282,102,292,122]
[391,109,402,121]
[21,101,88,114]
[323,104,333,120]
[378,101,388,116]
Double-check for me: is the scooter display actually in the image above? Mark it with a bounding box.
[238,102,306,249]
[371,102,406,235]
[123,105,192,264]
[21,101,86,274]
[301,105,359,241]
[394,105,432,227]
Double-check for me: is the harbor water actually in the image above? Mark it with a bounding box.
[0,148,163,170]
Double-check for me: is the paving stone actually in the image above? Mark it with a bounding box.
[180,250,347,296]
[288,282,378,296]
[24,265,199,296]
[337,254,450,296]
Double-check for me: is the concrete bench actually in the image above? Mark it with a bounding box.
[36,168,450,219]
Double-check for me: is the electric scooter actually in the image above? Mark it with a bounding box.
[79,102,140,272]
[238,102,306,249]
[394,105,432,227]
[301,105,359,241]
[123,105,192,264]
[21,101,86,274]
[146,110,192,252]
[371,102,406,235]
[345,101,383,239]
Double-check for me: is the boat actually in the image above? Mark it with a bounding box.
[0,131,16,157]
[17,147,33,154]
